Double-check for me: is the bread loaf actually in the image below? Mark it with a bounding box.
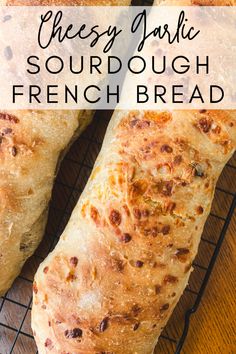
[0,109,93,296]
[32,1,236,353]
[32,107,236,353]
[0,0,130,296]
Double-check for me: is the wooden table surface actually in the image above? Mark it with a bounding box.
[183,212,236,354]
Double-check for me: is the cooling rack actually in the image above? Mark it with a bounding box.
[0,111,235,354]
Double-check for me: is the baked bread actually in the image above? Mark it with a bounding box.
[0,0,130,296]
[0,109,93,296]
[32,2,236,354]
[32,108,236,354]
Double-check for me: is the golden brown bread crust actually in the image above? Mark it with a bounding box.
[32,0,236,353]
[0,109,93,296]
[32,109,236,354]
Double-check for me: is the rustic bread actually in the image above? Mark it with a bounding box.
[0,109,93,296]
[32,111,236,354]
[32,108,236,353]
[32,1,236,354]
[0,0,130,296]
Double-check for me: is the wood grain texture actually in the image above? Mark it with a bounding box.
[182,212,236,354]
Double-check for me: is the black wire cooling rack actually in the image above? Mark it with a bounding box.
[0,111,235,354]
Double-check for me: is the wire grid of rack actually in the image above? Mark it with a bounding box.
[0,111,235,354]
